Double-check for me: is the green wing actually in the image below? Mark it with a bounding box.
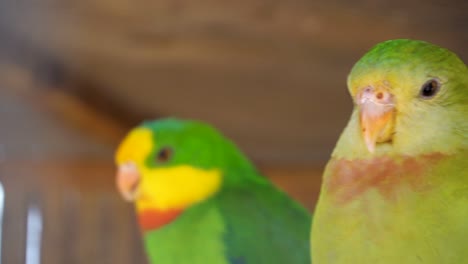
[216,180,312,264]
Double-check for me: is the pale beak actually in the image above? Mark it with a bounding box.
[357,87,395,152]
[116,162,141,201]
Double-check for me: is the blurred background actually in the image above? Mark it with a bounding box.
[0,0,466,263]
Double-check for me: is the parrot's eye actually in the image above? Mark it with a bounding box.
[157,147,173,162]
[420,79,440,99]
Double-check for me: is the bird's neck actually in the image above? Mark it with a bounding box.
[136,207,184,232]
[322,152,447,205]
[141,201,227,264]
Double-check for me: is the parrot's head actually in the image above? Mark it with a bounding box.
[115,118,255,231]
[343,39,468,157]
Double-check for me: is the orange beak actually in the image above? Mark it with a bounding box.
[116,162,141,201]
[357,86,395,152]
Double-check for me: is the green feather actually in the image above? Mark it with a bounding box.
[218,183,311,264]
[144,201,228,264]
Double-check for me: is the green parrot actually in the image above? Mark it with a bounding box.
[311,39,468,263]
[115,118,311,264]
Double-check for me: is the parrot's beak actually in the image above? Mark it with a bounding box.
[357,86,395,153]
[116,162,141,201]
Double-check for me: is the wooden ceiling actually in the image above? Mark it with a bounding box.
[0,0,466,164]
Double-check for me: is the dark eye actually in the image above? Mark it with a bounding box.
[420,79,440,99]
[156,147,173,162]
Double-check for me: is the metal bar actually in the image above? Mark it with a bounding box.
[25,205,43,264]
[0,182,4,264]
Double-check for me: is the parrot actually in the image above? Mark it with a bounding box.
[311,39,468,264]
[115,118,311,264]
